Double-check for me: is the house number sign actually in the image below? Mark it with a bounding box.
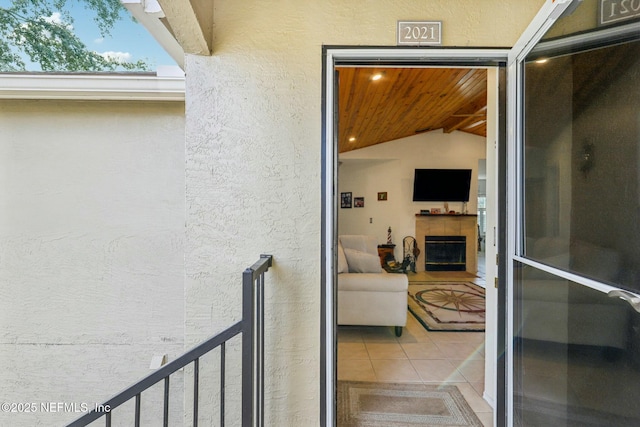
[397,21,442,46]
[599,0,640,25]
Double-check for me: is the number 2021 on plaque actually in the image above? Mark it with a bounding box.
[397,21,442,46]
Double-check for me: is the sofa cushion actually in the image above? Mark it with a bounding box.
[343,248,382,273]
[338,272,408,292]
[337,241,348,273]
[570,240,621,283]
[339,235,378,256]
[531,237,570,258]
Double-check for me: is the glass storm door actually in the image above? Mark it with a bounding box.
[507,0,640,425]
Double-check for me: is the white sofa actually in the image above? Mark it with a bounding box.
[519,237,631,350]
[337,235,408,336]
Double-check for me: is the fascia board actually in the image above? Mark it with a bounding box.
[122,0,186,69]
[0,73,185,101]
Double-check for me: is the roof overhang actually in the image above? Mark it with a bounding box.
[122,0,213,64]
[0,73,185,101]
[121,0,186,68]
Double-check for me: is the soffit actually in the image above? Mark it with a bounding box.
[337,67,487,154]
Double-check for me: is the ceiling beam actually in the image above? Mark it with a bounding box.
[443,104,487,134]
[156,0,212,55]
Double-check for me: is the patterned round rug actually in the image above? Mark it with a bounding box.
[408,282,485,331]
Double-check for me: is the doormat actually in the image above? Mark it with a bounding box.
[408,282,485,332]
[337,381,483,426]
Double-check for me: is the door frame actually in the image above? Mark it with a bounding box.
[321,47,509,427]
[506,1,640,424]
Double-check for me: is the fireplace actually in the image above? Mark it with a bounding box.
[415,215,477,273]
[425,236,466,271]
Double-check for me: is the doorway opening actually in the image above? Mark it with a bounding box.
[322,48,508,426]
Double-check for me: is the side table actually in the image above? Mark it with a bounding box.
[377,244,396,266]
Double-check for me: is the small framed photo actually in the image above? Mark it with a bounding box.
[354,197,364,208]
[430,208,441,214]
[341,192,352,208]
[377,192,388,201]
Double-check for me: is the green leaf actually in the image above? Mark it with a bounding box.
[0,1,149,72]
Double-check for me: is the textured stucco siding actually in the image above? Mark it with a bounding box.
[184,1,545,425]
[0,100,185,426]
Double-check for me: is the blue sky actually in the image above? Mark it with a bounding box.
[1,0,176,71]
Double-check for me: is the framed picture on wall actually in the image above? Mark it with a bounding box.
[354,197,364,208]
[341,192,352,208]
[378,192,388,201]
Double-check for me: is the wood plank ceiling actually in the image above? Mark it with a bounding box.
[337,67,487,153]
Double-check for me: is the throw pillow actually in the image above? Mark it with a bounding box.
[337,241,348,274]
[343,248,382,273]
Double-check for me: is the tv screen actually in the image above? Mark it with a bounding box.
[412,169,472,202]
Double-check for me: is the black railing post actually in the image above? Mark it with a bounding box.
[257,271,265,427]
[242,254,272,427]
[242,264,255,427]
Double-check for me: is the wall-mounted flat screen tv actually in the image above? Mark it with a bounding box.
[412,169,472,202]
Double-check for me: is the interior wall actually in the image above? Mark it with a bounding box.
[0,100,185,426]
[338,130,486,259]
[185,1,546,424]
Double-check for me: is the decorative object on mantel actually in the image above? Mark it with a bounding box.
[340,192,352,208]
[387,226,392,244]
[430,208,441,214]
[354,197,364,207]
[377,191,387,201]
[408,281,485,332]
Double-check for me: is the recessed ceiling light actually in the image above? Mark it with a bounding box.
[535,58,548,64]
[371,73,383,81]
[348,136,356,142]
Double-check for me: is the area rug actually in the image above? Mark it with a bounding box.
[408,282,485,332]
[337,381,483,426]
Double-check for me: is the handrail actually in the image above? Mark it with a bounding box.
[66,254,273,427]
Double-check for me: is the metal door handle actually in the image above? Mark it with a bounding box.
[608,290,640,313]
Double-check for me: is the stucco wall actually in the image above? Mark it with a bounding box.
[0,100,185,426]
[184,1,545,425]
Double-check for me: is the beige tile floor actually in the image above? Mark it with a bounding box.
[337,268,493,426]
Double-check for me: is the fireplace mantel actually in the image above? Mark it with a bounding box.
[415,214,478,274]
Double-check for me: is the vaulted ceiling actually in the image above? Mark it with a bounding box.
[337,67,487,153]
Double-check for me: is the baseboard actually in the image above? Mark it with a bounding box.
[483,391,496,409]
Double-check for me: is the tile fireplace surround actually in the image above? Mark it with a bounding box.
[415,214,478,274]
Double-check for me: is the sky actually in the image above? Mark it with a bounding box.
[1,0,177,71]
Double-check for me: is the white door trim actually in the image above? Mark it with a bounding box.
[322,47,509,427]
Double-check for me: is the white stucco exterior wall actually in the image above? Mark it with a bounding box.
[0,100,185,426]
[184,1,545,425]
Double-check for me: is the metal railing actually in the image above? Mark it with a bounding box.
[67,254,273,427]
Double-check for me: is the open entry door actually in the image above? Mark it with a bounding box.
[506,1,640,425]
